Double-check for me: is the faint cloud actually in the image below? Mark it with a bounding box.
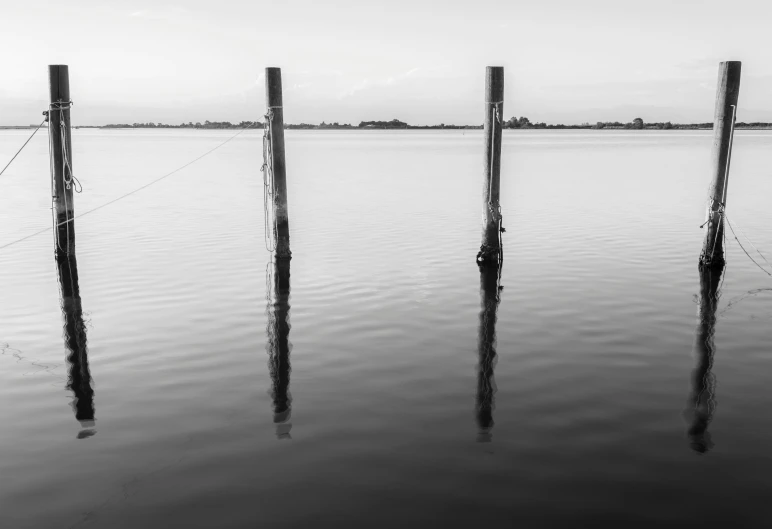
[342,78,370,98]
[339,67,420,99]
[385,67,419,85]
[677,58,723,72]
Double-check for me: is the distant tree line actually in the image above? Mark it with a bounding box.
[98,117,772,130]
[357,119,479,129]
[286,121,355,129]
[103,120,261,129]
[503,116,772,130]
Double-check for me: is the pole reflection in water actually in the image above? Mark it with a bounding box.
[266,258,292,439]
[476,263,501,442]
[684,265,723,454]
[57,252,96,439]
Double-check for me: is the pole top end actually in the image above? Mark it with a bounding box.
[720,61,742,73]
[265,69,283,107]
[485,67,504,99]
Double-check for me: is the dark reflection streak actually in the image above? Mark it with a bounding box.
[685,265,723,453]
[266,258,292,439]
[56,252,95,437]
[476,264,501,442]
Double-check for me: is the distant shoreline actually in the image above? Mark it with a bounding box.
[3,120,772,131]
[90,118,772,130]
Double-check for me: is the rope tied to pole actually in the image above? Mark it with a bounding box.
[261,109,278,252]
[477,101,505,270]
[59,115,81,193]
[47,99,81,254]
[700,103,737,265]
[489,102,504,267]
[47,100,81,193]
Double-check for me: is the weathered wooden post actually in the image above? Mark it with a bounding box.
[266,258,292,439]
[57,252,96,436]
[48,65,76,257]
[265,67,291,259]
[475,264,501,442]
[699,61,741,268]
[684,265,722,453]
[477,66,504,266]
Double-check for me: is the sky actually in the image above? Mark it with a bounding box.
[1,0,771,125]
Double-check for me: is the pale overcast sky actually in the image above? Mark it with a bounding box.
[1,0,770,125]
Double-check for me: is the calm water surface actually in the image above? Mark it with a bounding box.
[1,129,772,527]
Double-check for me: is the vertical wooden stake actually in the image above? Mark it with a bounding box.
[49,65,76,258]
[265,67,291,259]
[477,66,504,266]
[700,61,741,268]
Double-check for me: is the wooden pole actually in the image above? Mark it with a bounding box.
[265,67,291,259]
[699,61,741,268]
[267,258,292,439]
[477,66,504,266]
[57,252,96,435]
[48,65,76,258]
[684,264,722,453]
[476,264,500,442]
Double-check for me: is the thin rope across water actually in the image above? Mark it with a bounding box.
[0,120,47,178]
[725,214,772,278]
[727,214,772,273]
[0,123,257,253]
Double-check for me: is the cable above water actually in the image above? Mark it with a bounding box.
[0,120,47,178]
[0,124,257,253]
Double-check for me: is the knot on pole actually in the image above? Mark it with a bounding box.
[50,100,74,111]
[700,198,726,229]
[476,244,502,267]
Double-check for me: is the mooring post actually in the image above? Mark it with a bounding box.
[477,66,504,266]
[265,67,291,259]
[48,65,76,258]
[699,61,741,268]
